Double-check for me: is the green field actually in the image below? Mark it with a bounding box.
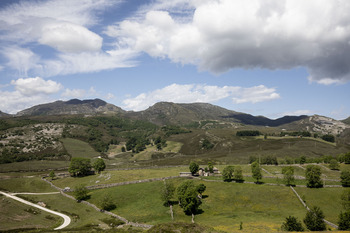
[0,160,69,172]
[88,178,308,232]
[61,138,101,158]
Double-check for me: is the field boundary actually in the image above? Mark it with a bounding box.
[290,186,338,229]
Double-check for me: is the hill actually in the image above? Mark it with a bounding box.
[16,98,125,116]
[342,116,350,125]
[0,111,11,117]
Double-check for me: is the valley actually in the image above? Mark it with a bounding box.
[0,99,350,232]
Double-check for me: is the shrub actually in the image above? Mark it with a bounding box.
[281,216,304,231]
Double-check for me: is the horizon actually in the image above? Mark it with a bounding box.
[0,0,349,120]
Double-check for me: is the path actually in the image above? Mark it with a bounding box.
[0,191,71,230]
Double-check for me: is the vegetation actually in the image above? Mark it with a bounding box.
[305,165,323,188]
[282,166,295,186]
[68,157,92,177]
[303,206,326,231]
[281,216,304,232]
[251,161,262,183]
[93,158,106,174]
[236,130,260,136]
[74,184,89,201]
[189,161,199,175]
[340,170,350,187]
[99,194,116,211]
[234,166,244,182]
[176,180,202,222]
[222,165,234,182]
[161,181,176,206]
[329,159,340,170]
[321,134,335,143]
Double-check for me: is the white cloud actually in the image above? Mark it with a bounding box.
[122,83,280,111]
[0,0,130,77]
[112,0,350,84]
[62,87,97,99]
[11,77,63,96]
[106,93,115,100]
[39,22,103,53]
[0,90,53,114]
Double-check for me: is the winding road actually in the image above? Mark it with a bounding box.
[0,191,71,230]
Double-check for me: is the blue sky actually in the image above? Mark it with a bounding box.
[0,0,349,119]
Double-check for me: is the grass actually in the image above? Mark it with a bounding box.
[0,160,69,172]
[88,178,307,232]
[0,194,60,231]
[0,176,57,193]
[61,138,100,158]
[52,166,186,188]
[294,187,347,224]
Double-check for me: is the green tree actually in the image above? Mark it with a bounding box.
[338,211,350,230]
[93,158,106,174]
[341,171,350,187]
[208,162,214,173]
[196,183,206,198]
[234,166,244,182]
[321,134,335,143]
[177,180,202,223]
[100,194,116,211]
[282,166,295,186]
[49,170,55,180]
[189,161,199,175]
[251,161,262,183]
[329,159,340,170]
[281,216,304,232]
[161,181,176,206]
[299,155,306,165]
[305,165,323,188]
[341,189,350,210]
[222,166,234,182]
[74,184,89,201]
[303,206,326,231]
[202,139,214,149]
[344,152,350,164]
[68,157,92,177]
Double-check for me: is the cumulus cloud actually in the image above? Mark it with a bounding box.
[0,0,130,76]
[0,77,63,114]
[111,0,350,84]
[11,77,63,96]
[122,83,280,111]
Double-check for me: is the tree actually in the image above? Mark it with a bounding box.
[282,166,295,186]
[202,139,214,149]
[196,183,206,198]
[305,165,323,188]
[281,216,304,232]
[93,158,106,174]
[74,184,89,201]
[329,159,340,170]
[161,181,176,206]
[321,134,335,143]
[303,206,326,231]
[344,152,350,164]
[100,194,116,211]
[49,170,55,180]
[177,180,202,223]
[338,211,350,230]
[341,189,350,210]
[234,166,244,182]
[341,171,350,187]
[208,162,214,173]
[68,157,92,177]
[251,161,262,183]
[189,161,199,175]
[222,166,234,182]
[299,155,306,165]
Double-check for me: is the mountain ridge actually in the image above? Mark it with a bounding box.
[2,99,349,133]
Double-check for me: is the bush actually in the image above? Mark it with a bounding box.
[100,194,116,211]
[281,216,304,231]
[305,165,323,188]
[338,211,350,230]
[341,171,350,187]
[329,159,340,170]
[303,206,326,231]
[222,166,234,182]
[321,134,335,143]
[74,185,89,201]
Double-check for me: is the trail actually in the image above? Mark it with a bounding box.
[0,191,71,230]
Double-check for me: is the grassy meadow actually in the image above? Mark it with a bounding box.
[61,138,101,158]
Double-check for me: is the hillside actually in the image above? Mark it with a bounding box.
[0,111,11,117]
[343,116,350,125]
[16,98,125,116]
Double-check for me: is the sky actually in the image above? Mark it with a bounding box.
[0,0,349,120]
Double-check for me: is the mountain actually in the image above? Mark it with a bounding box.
[16,99,125,116]
[342,117,350,125]
[0,111,11,118]
[126,102,242,125]
[126,102,308,127]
